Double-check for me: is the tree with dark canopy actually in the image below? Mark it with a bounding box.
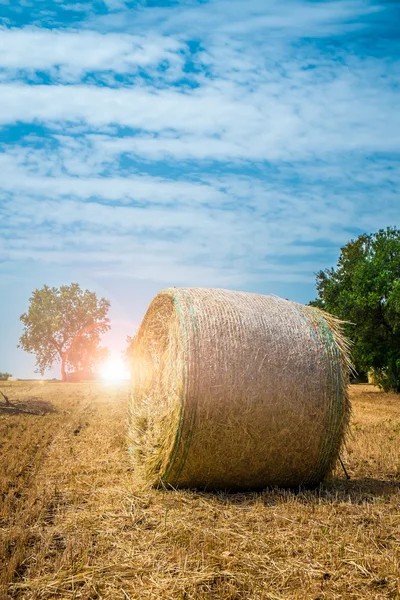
[19,283,110,381]
[66,336,110,379]
[310,227,400,392]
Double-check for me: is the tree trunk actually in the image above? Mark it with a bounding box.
[0,390,11,406]
[61,354,67,382]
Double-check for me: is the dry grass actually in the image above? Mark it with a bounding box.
[0,381,399,600]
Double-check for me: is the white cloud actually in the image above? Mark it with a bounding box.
[0,66,398,162]
[0,0,398,290]
[0,1,398,165]
[92,0,383,38]
[1,145,398,290]
[0,26,184,81]
[0,149,232,205]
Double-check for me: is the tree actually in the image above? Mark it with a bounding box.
[0,373,12,381]
[19,283,111,381]
[66,337,110,379]
[310,227,400,392]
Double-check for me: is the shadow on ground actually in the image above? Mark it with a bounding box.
[180,477,399,507]
[0,396,56,416]
[313,477,400,503]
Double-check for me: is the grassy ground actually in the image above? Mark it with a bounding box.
[0,381,399,600]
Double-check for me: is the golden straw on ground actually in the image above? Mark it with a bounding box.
[129,288,352,490]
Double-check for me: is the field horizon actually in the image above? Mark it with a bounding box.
[0,381,399,599]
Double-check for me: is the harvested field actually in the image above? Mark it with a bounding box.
[0,381,399,600]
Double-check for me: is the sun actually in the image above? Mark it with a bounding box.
[101,357,130,382]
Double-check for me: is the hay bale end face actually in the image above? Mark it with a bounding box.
[129,288,351,490]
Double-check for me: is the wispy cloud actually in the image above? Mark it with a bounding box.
[0,27,184,82]
[90,0,385,37]
[0,0,399,291]
[0,66,398,160]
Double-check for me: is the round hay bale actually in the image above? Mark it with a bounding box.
[129,288,351,490]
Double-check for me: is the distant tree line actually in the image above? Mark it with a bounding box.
[16,227,400,391]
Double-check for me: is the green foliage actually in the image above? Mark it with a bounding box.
[66,336,110,376]
[310,227,400,392]
[0,373,12,381]
[19,283,111,381]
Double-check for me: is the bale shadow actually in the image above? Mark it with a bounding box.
[0,397,56,416]
[312,477,400,504]
[189,477,399,507]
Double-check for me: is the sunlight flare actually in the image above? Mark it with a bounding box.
[101,356,130,382]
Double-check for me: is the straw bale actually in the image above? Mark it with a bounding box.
[129,288,351,490]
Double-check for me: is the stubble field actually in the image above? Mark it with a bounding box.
[0,381,399,600]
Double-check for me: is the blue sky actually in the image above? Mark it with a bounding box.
[0,0,399,378]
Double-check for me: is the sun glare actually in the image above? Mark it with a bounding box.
[101,357,130,382]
